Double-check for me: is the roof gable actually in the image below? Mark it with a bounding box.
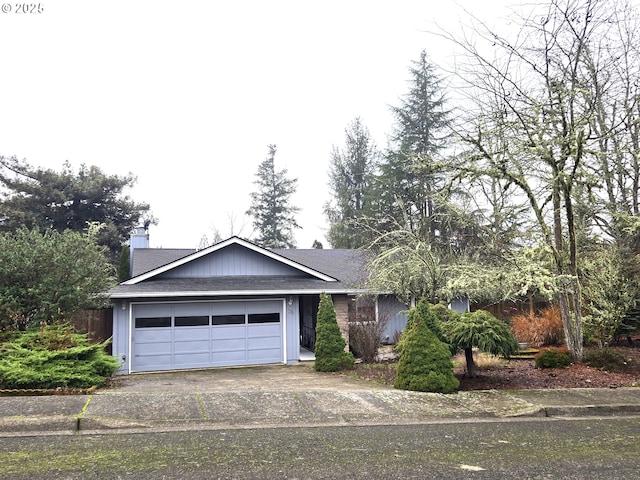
[124,236,338,285]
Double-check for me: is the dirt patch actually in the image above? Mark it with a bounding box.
[350,345,640,391]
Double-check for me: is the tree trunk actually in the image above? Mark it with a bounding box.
[464,347,477,378]
[556,286,584,361]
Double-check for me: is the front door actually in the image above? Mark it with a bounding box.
[299,295,319,351]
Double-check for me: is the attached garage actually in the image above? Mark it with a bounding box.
[131,300,284,372]
[109,234,380,374]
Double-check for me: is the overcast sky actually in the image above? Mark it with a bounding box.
[1,0,515,249]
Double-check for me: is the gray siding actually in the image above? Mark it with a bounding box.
[158,244,304,279]
[379,296,409,344]
[378,297,470,343]
[285,296,300,364]
[111,302,130,374]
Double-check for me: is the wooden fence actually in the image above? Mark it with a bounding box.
[472,300,550,320]
[71,308,113,353]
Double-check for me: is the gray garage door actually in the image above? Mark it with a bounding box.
[132,300,283,372]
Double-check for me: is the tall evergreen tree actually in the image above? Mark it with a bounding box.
[324,118,379,248]
[0,156,152,263]
[117,244,131,283]
[247,145,300,249]
[372,51,453,244]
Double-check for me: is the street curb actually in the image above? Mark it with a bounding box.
[0,415,78,433]
[541,404,640,417]
[3,386,640,435]
[4,403,639,435]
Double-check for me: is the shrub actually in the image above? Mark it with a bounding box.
[615,308,640,345]
[314,293,354,372]
[396,300,452,356]
[0,227,115,330]
[0,303,27,338]
[430,302,461,324]
[584,348,627,372]
[445,310,518,377]
[349,321,384,364]
[394,304,459,393]
[0,323,119,389]
[534,347,573,369]
[510,306,564,347]
[348,298,390,364]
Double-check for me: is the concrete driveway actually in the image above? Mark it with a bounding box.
[4,364,639,434]
[106,362,378,393]
[76,363,543,431]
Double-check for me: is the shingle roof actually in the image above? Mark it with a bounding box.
[109,275,367,299]
[272,248,370,286]
[131,248,194,277]
[113,239,372,299]
[130,246,370,285]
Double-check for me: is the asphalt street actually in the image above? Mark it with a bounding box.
[1,417,639,479]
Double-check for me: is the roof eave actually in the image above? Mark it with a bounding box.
[109,288,370,299]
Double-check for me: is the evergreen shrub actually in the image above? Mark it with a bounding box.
[396,300,453,355]
[394,305,459,393]
[0,323,119,389]
[314,293,355,372]
[534,347,573,369]
[446,309,519,377]
[584,348,627,372]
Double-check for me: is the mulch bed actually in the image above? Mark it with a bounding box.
[351,345,640,391]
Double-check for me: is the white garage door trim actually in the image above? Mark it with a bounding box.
[129,299,286,372]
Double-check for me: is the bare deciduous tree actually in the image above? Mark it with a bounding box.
[437,0,640,360]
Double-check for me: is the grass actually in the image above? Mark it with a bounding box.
[452,351,508,371]
[350,362,397,386]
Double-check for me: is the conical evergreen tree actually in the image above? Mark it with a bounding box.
[247,145,300,248]
[324,117,379,248]
[371,50,454,244]
[396,299,454,356]
[394,302,459,393]
[314,293,354,372]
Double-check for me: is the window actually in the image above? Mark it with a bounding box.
[175,316,209,327]
[348,296,376,323]
[248,313,280,324]
[212,314,245,325]
[135,317,171,328]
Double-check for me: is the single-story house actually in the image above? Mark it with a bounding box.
[109,228,409,374]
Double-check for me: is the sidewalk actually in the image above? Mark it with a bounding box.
[2,364,640,434]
